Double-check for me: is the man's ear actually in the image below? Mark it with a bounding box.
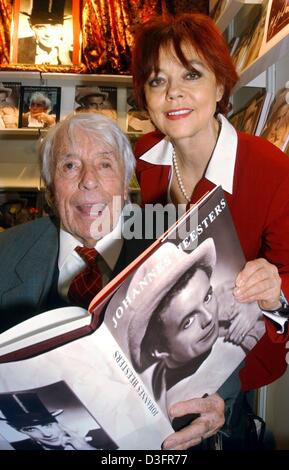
[151,349,170,360]
[124,185,129,202]
[216,84,224,103]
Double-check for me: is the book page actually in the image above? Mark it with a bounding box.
[0,323,171,450]
[0,306,90,353]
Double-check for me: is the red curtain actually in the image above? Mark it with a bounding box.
[0,0,208,73]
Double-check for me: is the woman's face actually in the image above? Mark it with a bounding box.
[159,269,219,368]
[144,44,223,142]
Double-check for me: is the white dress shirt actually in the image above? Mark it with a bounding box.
[58,218,123,302]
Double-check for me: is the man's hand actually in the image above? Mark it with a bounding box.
[162,394,225,450]
[234,258,281,311]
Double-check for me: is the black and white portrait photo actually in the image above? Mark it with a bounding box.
[74,86,117,121]
[0,381,118,450]
[11,0,75,66]
[103,188,265,417]
[19,85,61,128]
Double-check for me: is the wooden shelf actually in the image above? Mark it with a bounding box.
[0,71,132,86]
[0,128,46,137]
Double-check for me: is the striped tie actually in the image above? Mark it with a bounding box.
[68,246,103,309]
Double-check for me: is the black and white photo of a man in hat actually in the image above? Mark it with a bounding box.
[0,83,19,129]
[0,385,118,450]
[17,0,73,65]
[74,86,117,121]
[104,239,263,414]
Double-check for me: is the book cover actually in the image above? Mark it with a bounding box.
[74,86,117,121]
[10,0,80,67]
[126,88,156,134]
[0,82,21,129]
[0,186,265,449]
[261,87,289,150]
[18,85,61,129]
[241,90,272,135]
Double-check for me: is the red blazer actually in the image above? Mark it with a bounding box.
[135,131,289,390]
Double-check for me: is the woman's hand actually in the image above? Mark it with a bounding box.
[162,394,224,450]
[234,258,281,311]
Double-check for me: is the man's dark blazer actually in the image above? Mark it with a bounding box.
[0,216,154,333]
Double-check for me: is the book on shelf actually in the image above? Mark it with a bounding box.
[210,0,229,23]
[241,1,268,71]
[0,82,21,130]
[229,89,273,136]
[228,36,240,57]
[0,189,43,231]
[126,88,156,134]
[18,86,61,129]
[0,186,265,450]
[260,87,289,151]
[74,86,117,121]
[229,107,246,132]
[254,90,273,136]
[10,0,81,67]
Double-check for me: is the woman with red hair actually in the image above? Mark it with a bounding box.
[132,13,289,450]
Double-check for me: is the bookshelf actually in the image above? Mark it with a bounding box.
[0,72,139,191]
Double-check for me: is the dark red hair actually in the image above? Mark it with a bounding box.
[131,13,239,114]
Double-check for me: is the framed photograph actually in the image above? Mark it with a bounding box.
[0,82,21,129]
[74,86,117,121]
[18,86,61,128]
[229,108,246,132]
[260,0,289,55]
[241,91,269,135]
[10,0,80,66]
[0,189,43,231]
[126,88,156,134]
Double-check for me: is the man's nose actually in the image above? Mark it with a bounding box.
[78,166,99,190]
[39,426,54,437]
[200,307,213,328]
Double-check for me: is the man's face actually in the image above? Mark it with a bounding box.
[20,422,66,448]
[160,269,219,368]
[32,23,63,49]
[83,95,105,110]
[30,101,48,116]
[53,129,128,247]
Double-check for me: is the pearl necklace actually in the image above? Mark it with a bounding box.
[172,147,191,203]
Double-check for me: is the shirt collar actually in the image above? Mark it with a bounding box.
[58,216,123,271]
[139,114,237,194]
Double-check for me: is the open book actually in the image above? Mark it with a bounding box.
[0,186,264,450]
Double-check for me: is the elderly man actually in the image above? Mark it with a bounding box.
[0,112,224,450]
